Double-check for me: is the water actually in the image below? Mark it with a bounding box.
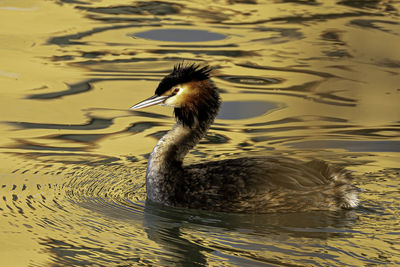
[1,0,400,265]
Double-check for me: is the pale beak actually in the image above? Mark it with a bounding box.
[129,95,169,110]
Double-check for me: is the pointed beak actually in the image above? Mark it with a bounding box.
[129,95,169,110]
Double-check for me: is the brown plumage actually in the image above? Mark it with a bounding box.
[130,63,359,213]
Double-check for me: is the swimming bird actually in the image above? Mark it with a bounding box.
[130,63,359,213]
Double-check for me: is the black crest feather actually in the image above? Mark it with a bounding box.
[155,63,212,95]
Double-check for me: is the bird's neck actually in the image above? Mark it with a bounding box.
[153,119,210,164]
[145,119,211,203]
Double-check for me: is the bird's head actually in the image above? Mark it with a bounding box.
[130,63,220,127]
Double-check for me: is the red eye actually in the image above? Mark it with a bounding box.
[173,88,180,94]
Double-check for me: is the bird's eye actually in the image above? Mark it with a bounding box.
[172,88,180,95]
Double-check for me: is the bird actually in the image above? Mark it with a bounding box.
[129,63,359,213]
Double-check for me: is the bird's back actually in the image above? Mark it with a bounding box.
[177,157,359,213]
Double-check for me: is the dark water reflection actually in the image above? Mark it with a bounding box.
[0,0,400,266]
[134,29,226,42]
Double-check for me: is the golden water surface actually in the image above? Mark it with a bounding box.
[1,0,400,266]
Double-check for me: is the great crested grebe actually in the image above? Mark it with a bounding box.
[130,63,359,213]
